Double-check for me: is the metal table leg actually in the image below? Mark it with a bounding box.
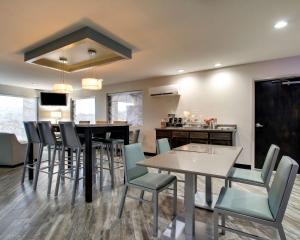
[195,175,218,210]
[184,173,196,239]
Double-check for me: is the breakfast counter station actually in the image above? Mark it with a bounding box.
[156,125,237,147]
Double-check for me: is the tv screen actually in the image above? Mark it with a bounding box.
[40,92,67,106]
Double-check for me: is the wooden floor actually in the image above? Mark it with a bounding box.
[0,158,299,240]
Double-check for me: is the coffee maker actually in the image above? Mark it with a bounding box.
[167,114,183,127]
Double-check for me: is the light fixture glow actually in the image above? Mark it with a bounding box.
[178,69,185,73]
[214,63,222,68]
[274,20,288,29]
[53,83,73,93]
[82,78,103,90]
[52,57,73,93]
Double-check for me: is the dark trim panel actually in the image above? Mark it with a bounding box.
[0,163,23,168]
[144,152,156,156]
[233,163,251,169]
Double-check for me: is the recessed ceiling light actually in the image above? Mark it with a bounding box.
[214,63,222,68]
[178,69,185,73]
[274,20,288,29]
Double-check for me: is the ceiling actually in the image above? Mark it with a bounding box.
[0,0,300,90]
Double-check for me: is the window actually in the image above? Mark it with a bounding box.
[107,91,143,126]
[74,97,96,123]
[0,95,37,141]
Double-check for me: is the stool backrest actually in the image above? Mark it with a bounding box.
[59,122,81,148]
[156,138,171,154]
[123,143,148,182]
[132,129,140,144]
[37,121,56,146]
[23,121,40,143]
[268,156,299,221]
[261,144,280,183]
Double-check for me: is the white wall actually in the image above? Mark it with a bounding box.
[0,84,37,98]
[74,56,300,167]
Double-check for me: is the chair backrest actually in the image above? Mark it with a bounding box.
[261,144,280,183]
[79,121,90,124]
[156,138,171,154]
[123,143,148,182]
[37,121,56,146]
[23,121,40,143]
[268,156,299,221]
[59,122,81,148]
[132,129,140,143]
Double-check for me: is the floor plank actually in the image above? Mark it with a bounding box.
[0,158,299,240]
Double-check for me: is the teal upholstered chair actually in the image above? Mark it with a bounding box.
[226,144,280,191]
[156,138,171,154]
[156,138,171,174]
[214,156,299,240]
[118,143,177,237]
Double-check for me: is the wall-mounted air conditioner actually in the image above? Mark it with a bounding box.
[149,84,179,97]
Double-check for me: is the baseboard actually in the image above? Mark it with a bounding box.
[233,163,251,169]
[144,152,156,156]
[0,162,24,168]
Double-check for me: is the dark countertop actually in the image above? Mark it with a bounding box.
[155,127,237,133]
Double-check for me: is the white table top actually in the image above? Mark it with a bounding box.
[138,144,242,178]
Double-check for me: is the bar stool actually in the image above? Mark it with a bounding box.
[93,132,124,190]
[21,121,41,184]
[55,122,84,206]
[35,121,61,195]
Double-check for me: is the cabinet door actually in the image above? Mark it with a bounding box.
[156,130,172,139]
[210,139,232,146]
[172,137,190,148]
[190,138,209,144]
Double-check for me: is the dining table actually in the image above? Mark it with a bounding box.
[27,123,130,203]
[137,143,242,239]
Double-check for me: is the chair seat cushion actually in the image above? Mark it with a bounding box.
[129,173,176,190]
[228,168,264,184]
[215,187,274,221]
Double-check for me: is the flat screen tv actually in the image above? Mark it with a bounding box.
[40,92,67,106]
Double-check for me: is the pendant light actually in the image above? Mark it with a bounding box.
[82,49,103,90]
[53,57,73,93]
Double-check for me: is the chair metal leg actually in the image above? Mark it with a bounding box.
[33,144,43,191]
[71,149,81,206]
[55,149,64,197]
[139,190,144,204]
[213,211,219,240]
[278,224,286,240]
[21,144,30,184]
[229,180,232,188]
[47,147,56,195]
[70,149,74,178]
[48,146,51,169]
[172,180,177,218]
[92,147,96,184]
[100,144,104,191]
[225,179,229,188]
[110,142,115,188]
[153,191,159,237]
[194,175,197,193]
[118,185,128,218]
[221,214,225,235]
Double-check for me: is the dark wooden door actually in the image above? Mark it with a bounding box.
[255,78,300,172]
